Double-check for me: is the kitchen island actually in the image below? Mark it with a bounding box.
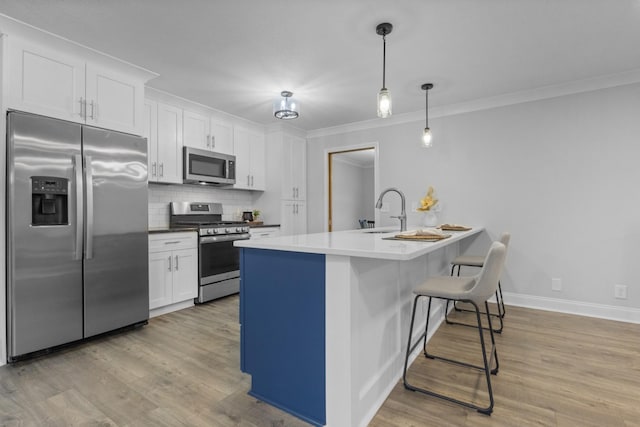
[235,227,483,427]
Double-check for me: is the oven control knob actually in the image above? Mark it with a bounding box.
[236,227,243,232]
[225,228,232,233]
[213,229,219,234]
[206,229,213,235]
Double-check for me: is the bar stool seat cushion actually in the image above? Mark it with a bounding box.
[452,255,484,267]
[413,276,476,300]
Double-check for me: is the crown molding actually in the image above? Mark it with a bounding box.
[307,68,640,139]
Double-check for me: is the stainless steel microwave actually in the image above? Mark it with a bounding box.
[183,147,236,186]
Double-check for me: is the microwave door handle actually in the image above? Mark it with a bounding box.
[84,156,94,260]
[73,155,83,261]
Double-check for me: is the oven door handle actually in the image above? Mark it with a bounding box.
[200,234,251,244]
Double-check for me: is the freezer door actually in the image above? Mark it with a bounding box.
[82,126,149,337]
[7,111,84,358]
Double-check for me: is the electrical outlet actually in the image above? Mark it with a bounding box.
[614,284,628,300]
[552,278,562,292]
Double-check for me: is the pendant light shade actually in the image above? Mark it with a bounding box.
[377,88,392,118]
[273,91,299,120]
[421,83,434,148]
[376,23,393,118]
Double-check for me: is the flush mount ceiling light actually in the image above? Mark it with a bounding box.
[376,22,393,118]
[421,83,434,148]
[273,91,299,120]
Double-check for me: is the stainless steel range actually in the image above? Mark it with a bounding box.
[170,202,250,303]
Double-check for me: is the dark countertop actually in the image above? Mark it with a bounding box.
[149,227,198,234]
[249,224,280,228]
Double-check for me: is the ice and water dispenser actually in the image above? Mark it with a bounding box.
[31,176,69,226]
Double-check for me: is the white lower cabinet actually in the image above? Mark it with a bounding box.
[249,226,281,240]
[149,232,198,312]
[281,201,307,236]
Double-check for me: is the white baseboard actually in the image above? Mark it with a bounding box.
[149,299,194,318]
[502,292,640,324]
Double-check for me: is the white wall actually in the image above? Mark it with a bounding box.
[361,166,375,223]
[308,83,640,314]
[331,158,375,231]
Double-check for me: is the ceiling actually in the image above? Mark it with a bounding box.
[1,0,640,131]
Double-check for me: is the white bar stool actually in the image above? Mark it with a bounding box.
[403,241,506,415]
[446,232,510,333]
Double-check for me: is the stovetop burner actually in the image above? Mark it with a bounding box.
[169,202,250,236]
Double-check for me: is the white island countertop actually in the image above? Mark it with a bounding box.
[235,226,484,261]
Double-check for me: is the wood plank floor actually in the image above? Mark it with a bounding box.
[1,296,639,426]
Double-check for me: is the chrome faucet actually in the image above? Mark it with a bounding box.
[375,187,407,231]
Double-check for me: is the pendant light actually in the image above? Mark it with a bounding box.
[273,91,299,119]
[376,23,393,118]
[421,83,434,148]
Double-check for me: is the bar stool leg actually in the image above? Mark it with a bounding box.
[497,281,506,318]
[404,298,497,415]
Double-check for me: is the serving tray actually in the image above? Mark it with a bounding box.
[383,233,452,241]
[438,224,472,231]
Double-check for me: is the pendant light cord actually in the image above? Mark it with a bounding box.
[425,86,428,128]
[382,34,387,89]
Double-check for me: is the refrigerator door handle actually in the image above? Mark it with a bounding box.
[74,154,84,261]
[84,155,94,260]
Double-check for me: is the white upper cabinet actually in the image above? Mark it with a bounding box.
[7,35,153,135]
[183,108,234,155]
[143,99,159,181]
[233,127,265,191]
[183,109,210,150]
[8,37,85,121]
[144,98,183,184]
[85,64,142,134]
[210,118,234,154]
[282,134,307,201]
[155,103,183,184]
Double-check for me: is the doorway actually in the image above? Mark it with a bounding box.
[327,145,378,232]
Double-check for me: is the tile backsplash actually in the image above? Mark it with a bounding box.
[149,183,258,228]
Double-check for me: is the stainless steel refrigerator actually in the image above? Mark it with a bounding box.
[6,111,149,361]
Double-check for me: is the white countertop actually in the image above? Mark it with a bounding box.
[235,226,484,261]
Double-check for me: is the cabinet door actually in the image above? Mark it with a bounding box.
[149,251,173,309]
[210,119,234,154]
[249,130,266,190]
[250,227,281,240]
[294,202,307,235]
[86,64,144,135]
[291,137,306,200]
[282,135,306,200]
[281,201,306,236]
[8,37,85,123]
[183,109,210,150]
[233,128,252,190]
[144,100,159,181]
[157,103,183,184]
[172,248,198,302]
